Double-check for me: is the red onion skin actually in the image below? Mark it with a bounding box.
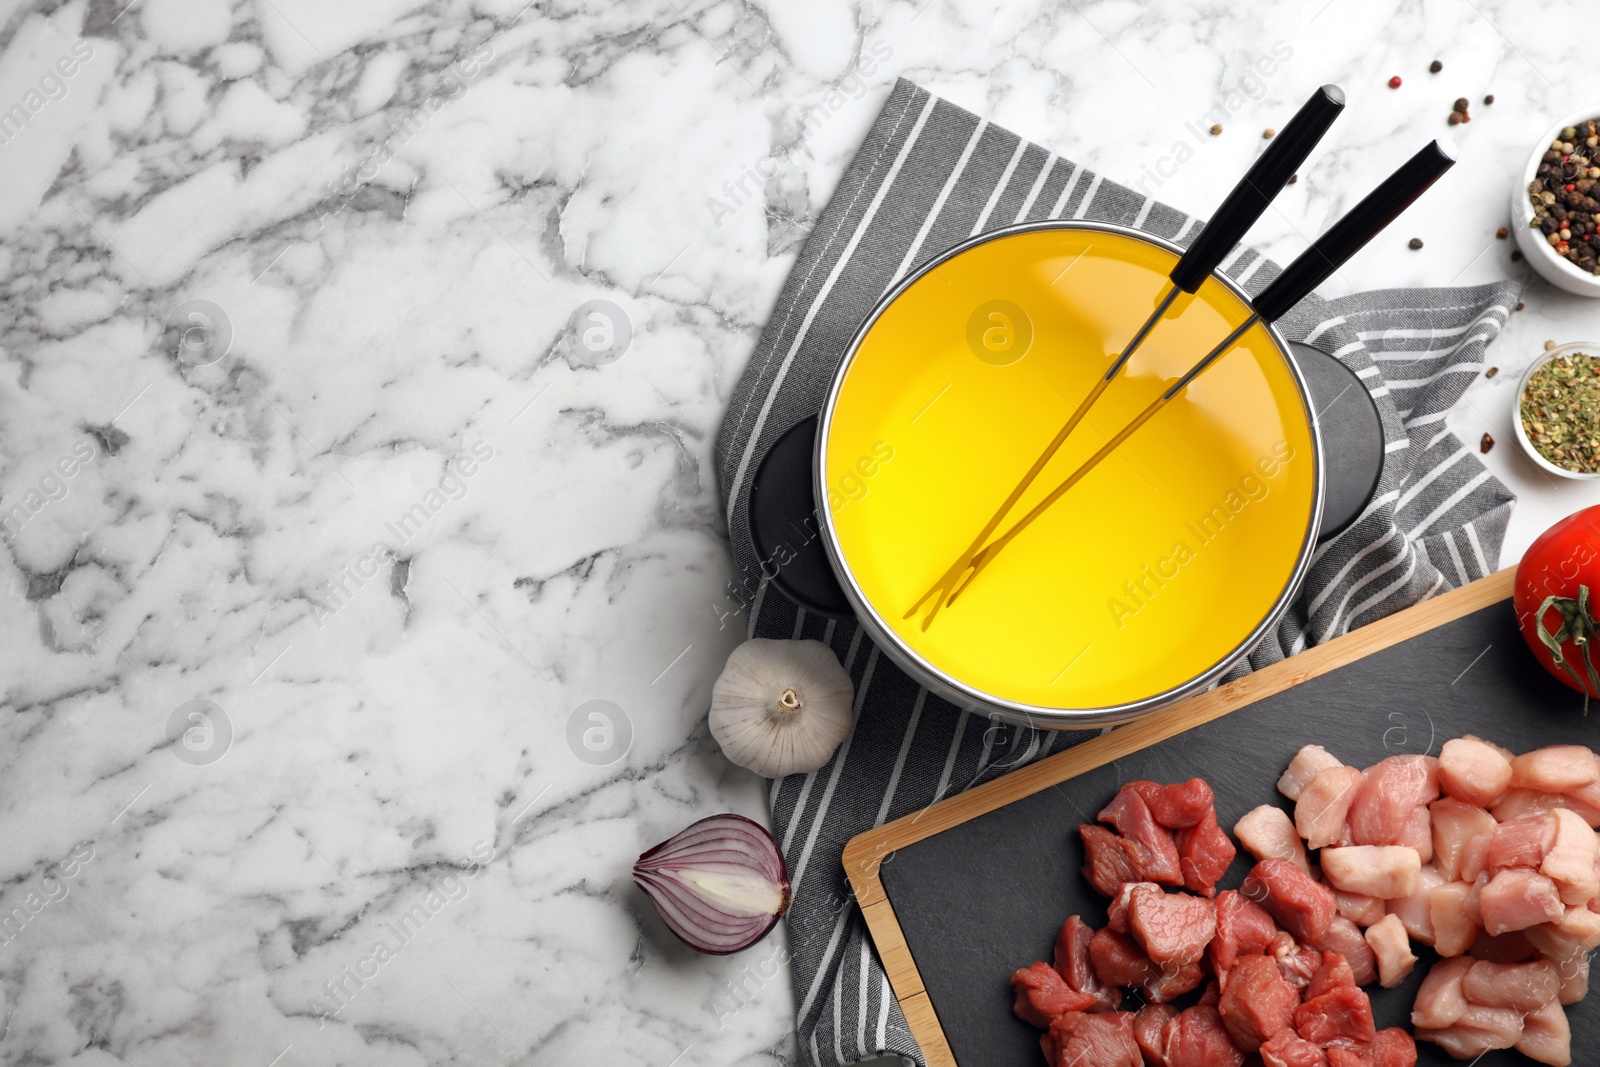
[634,813,791,955]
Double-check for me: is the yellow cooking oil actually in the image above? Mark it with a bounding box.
[823,226,1317,711]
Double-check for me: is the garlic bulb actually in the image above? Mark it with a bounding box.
[709,639,855,777]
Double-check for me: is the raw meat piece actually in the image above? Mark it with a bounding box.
[1561,767,1600,825]
[1333,890,1386,927]
[1430,797,1496,882]
[1235,805,1311,873]
[1131,1004,1176,1067]
[1348,755,1439,846]
[1294,980,1376,1046]
[1279,745,1343,801]
[1397,806,1434,864]
[1469,929,1538,963]
[1386,864,1444,943]
[1042,1011,1141,1067]
[1460,958,1560,1010]
[1055,916,1120,1012]
[1485,813,1557,872]
[1241,859,1336,944]
[1457,832,1492,882]
[1295,766,1364,850]
[1127,885,1216,969]
[1209,890,1277,978]
[1107,881,1160,933]
[1411,956,1473,1029]
[1309,917,1378,987]
[1324,1049,1374,1067]
[1515,996,1573,1067]
[1099,790,1184,886]
[1415,1004,1525,1057]
[1364,913,1417,987]
[1011,962,1100,1026]
[1523,904,1600,959]
[1127,778,1215,830]
[1510,745,1599,792]
[1427,881,1478,957]
[1081,824,1151,898]
[1160,1004,1243,1067]
[1259,1030,1329,1067]
[1139,961,1204,1004]
[1556,954,1588,1004]
[1175,808,1235,897]
[1493,788,1600,827]
[1089,928,1153,988]
[1269,930,1323,989]
[1372,1027,1418,1067]
[1217,955,1298,1053]
[1541,807,1600,904]
[1438,736,1513,807]
[1304,950,1353,999]
[1320,846,1420,899]
[1479,869,1565,934]
[1196,981,1220,1008]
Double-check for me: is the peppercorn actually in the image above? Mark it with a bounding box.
[1496,227,1509,239]
[1287,173,1298,185]
[1454,97,1470,112]
[1484,94,1495,105]
[1209,124,1222,136]
[1448,111,1463,126]
[1263,128,1275,139]
[1481,432,1495,453]
[1430,59,1443,73]
[1486,367,1499,378]
[1409,237,1424,250]
[1388,75,1402,89]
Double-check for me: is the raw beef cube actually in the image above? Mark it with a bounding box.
[1524,904,1600,959]
[1295,766,1364,850]
[1259,1030,1329,1067]
[1514,996,1572,1067]
[1486,814,1557,872]
[1241,859,1336,944]
[1042,1011,1141,1067]
[1372,1027,1419,1067]
[1089,928,1153,988]
[1410,956,1473,1029]
[1541,807,1600,905]
[1324,1049,1375,1067]
[1209,890,1277,978]
[1294,978,1376,1046]
[1416,1004,1525,1058]
[1127,885,1216,968]
[1479,869,1565,935]
[1140,961,1204,1004]
[1305,949,1355,1000]
[1127,778,1215,830]
[1081,824,1150,898]
[1460,958,1560,1010]
[1348,755,1439,846]
[1438,736,1513,807]
[1333,890,1386,927]
[1364,913,1417,987]
[1385,864,1444,943]
[1430,797,1496,882]
[1309,916,1378,987]
[1217,955,1298,1053]
[1427,881,1478,957]
[1161,1004,1243,1067]
[1055,915,1119,1012]
[1175,808,1235,897]
[1279,745,1344,801]
[1099,788,1184,885]
[1235,805,1311,874]
[1511,745,1599,792]
[1321,845,1421,899]
[1011,962,1099,1027]
[1269,930,1323,989]
[1107,881,1160,933]
[1131,1003,1176,1067]
[1556,954,1588,1004]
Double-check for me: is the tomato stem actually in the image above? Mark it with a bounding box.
[1536,584,1600,712]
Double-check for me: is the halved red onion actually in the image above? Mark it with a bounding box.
[633,813,791,954]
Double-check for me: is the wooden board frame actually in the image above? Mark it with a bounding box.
[841,567,1518,1067]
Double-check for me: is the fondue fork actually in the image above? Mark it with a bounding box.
[905,86,1346,631]
[944,140,1458,607]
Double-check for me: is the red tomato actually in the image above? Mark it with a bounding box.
[1514,505,1600,699]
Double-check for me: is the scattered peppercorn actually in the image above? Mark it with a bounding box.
[1448,111,1464,126]
[1527,117,1600,275]
[1481,432,1495,454]
[1486,367,1499,378]
[1263,128,1275,140]
[1512,249,1524,261]
[1209,124,1222,136]
[1520,350,1600,473]
[1409,237,1424,250]
[1430,60,1443,73]
[1547,339,1560,350]
[1288,173,1299,185]
[1496,226,1509,239]
[1453,97,1470,113]
[1388,75,1402,89]
[1484,94,1495,105]
[1516,301,1526,310]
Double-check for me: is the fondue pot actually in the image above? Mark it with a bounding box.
[746,101,1453,729]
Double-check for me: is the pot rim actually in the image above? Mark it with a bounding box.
[814,218,1327,729]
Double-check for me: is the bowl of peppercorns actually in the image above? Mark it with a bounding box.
[1513,108,1600,295]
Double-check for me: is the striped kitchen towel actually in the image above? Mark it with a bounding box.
[712,78,1520,1067]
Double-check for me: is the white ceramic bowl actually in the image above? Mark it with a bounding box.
[1512,107,1600,297]
[1512,342,1600,480]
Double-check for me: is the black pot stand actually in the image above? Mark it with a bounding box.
[748,342,1383,619]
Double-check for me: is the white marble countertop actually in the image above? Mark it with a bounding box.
[1,0,1596,1064]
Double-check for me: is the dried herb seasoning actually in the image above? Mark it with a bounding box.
[1521,350,1600,473]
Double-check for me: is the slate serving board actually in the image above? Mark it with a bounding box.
[872,591,1593,1066]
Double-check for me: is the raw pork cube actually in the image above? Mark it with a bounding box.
[1308,916,1378,987]
[1386,864,1444,944]
[1364,913,1417,987]
[1320,845,1420,899]
[1430,796,1497,881]
[1333,889,1386,926]
[1540,807,1600,905]
[1411,956,1473,1029]
[1486,813,1557,872]
[1126,885,1215,969]
[1493,788,1600,827]
[1427,881,1478,957]
[1515,997,1573,1067]
[1348,755,1439,846]
[1461,958,1560,1010]
[1278,744,1343,801]
[1011,961,1099,1027]
[1416,1004,1525,1058]
[1295,766,1364,850]
[1524,904,1600,960]
[1235,805,1311,873]
[1479,869,1565,935]
[1511,745,1599,792]
[1438,736,1513,807]
[1556,954,1589,1004]
[1217,955,1298,1053]
[1241,859,1336,944]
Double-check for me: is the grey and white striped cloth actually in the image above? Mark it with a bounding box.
[712,78,1520,1067]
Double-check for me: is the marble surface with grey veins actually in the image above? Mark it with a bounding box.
[0,0,1593,1063]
